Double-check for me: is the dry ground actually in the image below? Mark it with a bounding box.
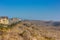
[0,21,60,40]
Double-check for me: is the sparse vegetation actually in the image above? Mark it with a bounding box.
[0,21,59,40]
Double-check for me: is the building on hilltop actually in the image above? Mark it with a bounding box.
[9,18,21,25]
[0,16,21,25]
[0,16,9,25]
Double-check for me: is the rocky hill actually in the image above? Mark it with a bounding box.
[0,21,60,40]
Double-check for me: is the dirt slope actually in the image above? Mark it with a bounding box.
[0,21,60,40]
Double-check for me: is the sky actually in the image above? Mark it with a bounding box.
[0,0,60,21]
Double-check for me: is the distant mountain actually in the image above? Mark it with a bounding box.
[23,20,60,27]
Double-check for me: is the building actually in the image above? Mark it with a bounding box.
[9,18,21,24]
[0,16,21,25]
[0,16,9,25]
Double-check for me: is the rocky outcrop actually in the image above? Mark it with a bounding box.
[0,21,60,40]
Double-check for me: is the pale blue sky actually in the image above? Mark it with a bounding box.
[0,0,60,20]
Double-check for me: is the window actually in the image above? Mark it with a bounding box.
[3,20,5,21]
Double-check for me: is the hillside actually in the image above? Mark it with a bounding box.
[0,21,60,40]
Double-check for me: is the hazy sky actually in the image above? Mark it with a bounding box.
[0,0,60,20]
